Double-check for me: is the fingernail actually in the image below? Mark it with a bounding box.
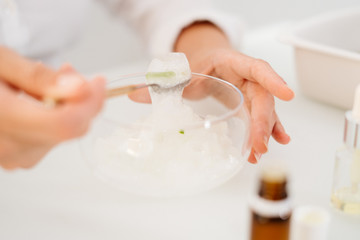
[50,74,85,98]
[263,136,269,152]
[285,87,295,100]
[288,87,295,95]
[280,78,288,85]
[285,134,291,143]
[254,152,262,162]
[57,74,84,89]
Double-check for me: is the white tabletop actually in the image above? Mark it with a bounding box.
[1,24,359,240]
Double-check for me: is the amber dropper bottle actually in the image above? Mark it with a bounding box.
[249,168,291,240]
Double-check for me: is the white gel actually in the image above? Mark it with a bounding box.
[94,53,244,196]
[146,52,191,88]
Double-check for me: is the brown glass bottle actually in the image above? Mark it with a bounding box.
[249,171,291,240]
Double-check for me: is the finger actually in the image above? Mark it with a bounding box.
[225,53,294,101]
[248,148,258,164]
[248,84,275,154]
[271,114,291,144]
[0,139,51,170]
[0,76,106,143]
[46,64,88,100]
[0,47,85,99]
[0,46,56,94]
[128,88,152,103]
[47,76,106,141]
[182,76,210,100]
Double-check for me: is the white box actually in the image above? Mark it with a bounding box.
[282,8,360,109]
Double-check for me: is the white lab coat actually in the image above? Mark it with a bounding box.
[0,0,242,63]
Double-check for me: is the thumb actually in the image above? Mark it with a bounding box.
[45,64,88,100]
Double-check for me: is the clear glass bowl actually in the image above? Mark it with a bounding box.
[80,73,251,197]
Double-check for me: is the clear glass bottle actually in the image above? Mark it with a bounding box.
[331,111,360,215]
[249,169,291,240]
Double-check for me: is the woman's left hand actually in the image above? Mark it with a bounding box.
[175,22,294,163]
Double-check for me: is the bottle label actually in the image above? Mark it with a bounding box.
[249,195,292,218]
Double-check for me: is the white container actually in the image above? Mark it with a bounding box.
[291,205,331,240]
[282,8,360,109]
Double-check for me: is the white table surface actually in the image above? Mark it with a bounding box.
[1,24,359,240]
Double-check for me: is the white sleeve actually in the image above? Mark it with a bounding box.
[97,0,244,57]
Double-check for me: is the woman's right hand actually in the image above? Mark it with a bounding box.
[0,46,105,170]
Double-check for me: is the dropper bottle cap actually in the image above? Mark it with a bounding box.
[291,205,330,240]
[344,84,360,148]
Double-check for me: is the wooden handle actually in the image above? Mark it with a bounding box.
[106,84,148,99]
[42,83,150,107]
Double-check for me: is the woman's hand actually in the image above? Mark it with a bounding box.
[174,22,294,163]
[0,46,105,170]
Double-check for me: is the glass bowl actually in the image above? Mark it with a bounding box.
[80,73,251,197]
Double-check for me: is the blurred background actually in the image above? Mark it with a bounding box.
[2,1,360,239]
[59,0,359,74]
